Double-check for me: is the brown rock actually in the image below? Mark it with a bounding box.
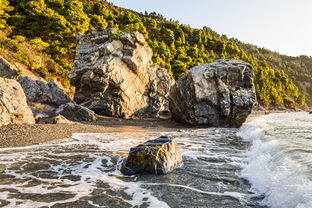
[0,77,35,127]
[121,136,182,175]
[70,29,174,119]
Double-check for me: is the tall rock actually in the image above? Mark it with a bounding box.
[0,78,35,127]
[169,60,257,127]
[70,29,173,118]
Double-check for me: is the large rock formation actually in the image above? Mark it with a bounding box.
[121,136,182,175]
[169,60,257,127]
[70,29,173,118]
[0,56,18,79]
[0,78,35,127]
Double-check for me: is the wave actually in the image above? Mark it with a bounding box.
[238,113,312,208]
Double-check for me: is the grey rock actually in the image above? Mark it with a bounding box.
[0,77,35,127]
[58,103,97,122]
[0,56,18,79]
[121,136,182,175]
[37,115,73,124]
[17,76,71,107]
[169,60,257,127]
[70,29,174,119]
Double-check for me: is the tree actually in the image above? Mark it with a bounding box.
[0,0,13,30]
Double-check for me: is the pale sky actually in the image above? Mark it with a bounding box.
[108,0,312,57]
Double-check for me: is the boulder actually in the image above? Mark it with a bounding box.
[17,76,71,107]
[169,60,256,127]
[70,29,173,119]
[37,115,73,124]
[0,77,35,127]
[121,136,182,175]
[0,56,18,79]
[58,103,97,122]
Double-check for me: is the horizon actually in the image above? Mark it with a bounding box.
[108,0,312,57]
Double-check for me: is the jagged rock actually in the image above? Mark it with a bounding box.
[17,76,71,107]
[70,29,174,119]
[169,60,257,127]
[0,77,35,127]
[58,103,97,121]
[37,115,73,124]
[121,136,182,175]
[0,56,18,79]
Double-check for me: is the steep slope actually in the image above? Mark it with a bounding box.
[0,0,309,107]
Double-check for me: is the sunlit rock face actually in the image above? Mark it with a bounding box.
[70,29,174,119]
[169,59,257,127]
[121,136,183,175]
[0,77,35,127]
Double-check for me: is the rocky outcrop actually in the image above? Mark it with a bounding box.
[121,136,182,175]
[169,60,256,127]
[0,56,18,79]
[17,76,71,107]
[70,29,173,119]
[58,103,97,121]
[0,78,35,127]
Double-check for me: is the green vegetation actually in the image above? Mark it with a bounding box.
[0,0,310,107]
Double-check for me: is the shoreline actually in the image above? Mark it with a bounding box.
[0,117,184,148]
[0,110,307,149]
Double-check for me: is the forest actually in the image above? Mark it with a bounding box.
[0,0,310,107]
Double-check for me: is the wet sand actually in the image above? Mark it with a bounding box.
[0,117,184,148]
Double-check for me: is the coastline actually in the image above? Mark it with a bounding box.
[1,109,308,149]
[0,117,184,148]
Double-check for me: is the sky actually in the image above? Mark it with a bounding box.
[108,0,312,57]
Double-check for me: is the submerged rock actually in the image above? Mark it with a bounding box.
[70,29,173,119]
[121,136,182,175]
[169,59,256,127]
[0,77,35,127]
[58,103,97,122]
[17,76,71,107]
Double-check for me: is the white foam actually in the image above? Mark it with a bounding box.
[239,112,312,208]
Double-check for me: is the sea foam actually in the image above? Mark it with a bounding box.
[238,113,312,208]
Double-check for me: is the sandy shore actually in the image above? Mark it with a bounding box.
[0,117,184,148]
[1,110,299,149]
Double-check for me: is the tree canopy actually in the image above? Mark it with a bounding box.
[0,0,309,107]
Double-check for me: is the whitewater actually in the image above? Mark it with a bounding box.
[0,112,311,207]
[239,112,312,208]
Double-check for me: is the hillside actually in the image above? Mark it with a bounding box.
[0,0,310,107]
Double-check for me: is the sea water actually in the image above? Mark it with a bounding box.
[0,113,311,207]
[238,112,312,208]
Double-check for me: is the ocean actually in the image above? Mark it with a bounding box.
[0,112,311,208]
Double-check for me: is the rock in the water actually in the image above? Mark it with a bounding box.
[58,103,97,121]
[17,76,71,107]
[169,60,257,127]
[121,136,182,175]
[0,56,18,79]
[0,77,35,127]
[37,115,73,124]
[70,29,173,118]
